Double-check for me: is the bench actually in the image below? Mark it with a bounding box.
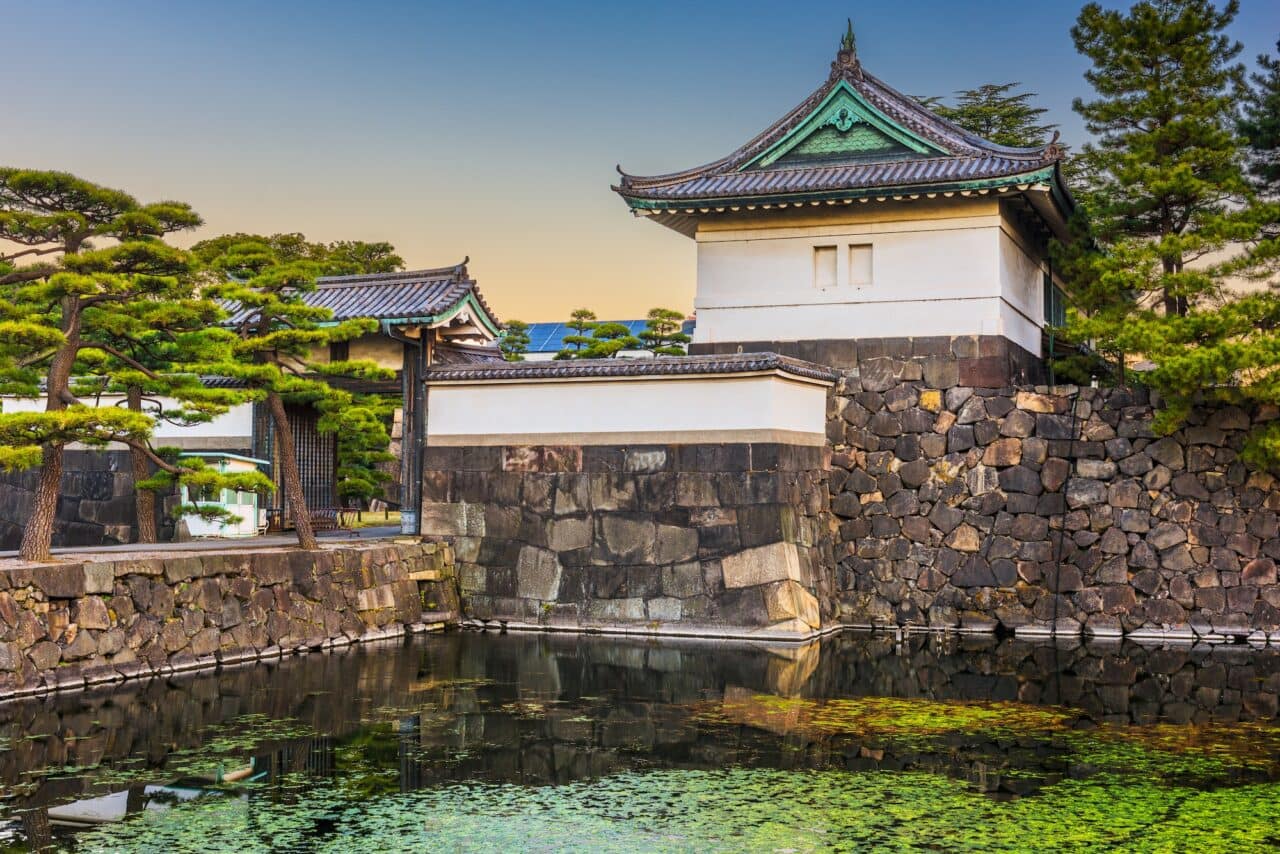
[309,508,343,531]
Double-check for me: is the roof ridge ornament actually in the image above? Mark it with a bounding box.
[830,19,863,82]
[1042,130,1065,162]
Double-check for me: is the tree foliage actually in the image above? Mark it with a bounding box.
[579,322,642,359]
[1239,39,1280,197]
[555,309,598,359]
[0,169,267,559]
[1052,0,1280,469]
[639,308,691,356]
[190,232,403,276]
[500,320,531,361]
[325,393,396,508]
[199,239,394,547]
[930,83,1059,148]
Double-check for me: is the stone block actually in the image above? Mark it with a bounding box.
[83,563,115,595]
[923,357,959,390]
[762,580,821,628]
[516,546,562,601]
[599,515,656,563]
[1076,459,1117,480]
[584,598,646,622]
[647,597,682,622]
[419,502,468,536]
[662,562,704,598]
[548,517,592,553]
[625,448,668,473]
[1014,391,1060,413]
[1243,558,1277,586]
[944,524,982,553]
[32,564,85,599]
[74,596,111,631]
[656,524,699,564]
[1065,478,1107,509]
[721,542,802,589]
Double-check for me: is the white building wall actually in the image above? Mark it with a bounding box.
[2,396,255,449]
[427,372,830,446]
[691,200,1050,355]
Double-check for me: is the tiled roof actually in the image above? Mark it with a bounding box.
[619,154,1056,203]
[615,45,1066,209]
[433,343,504,365]
[222,260,499,328]
[424,352,839,384]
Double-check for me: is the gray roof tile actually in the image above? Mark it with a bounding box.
[424,352,838,384]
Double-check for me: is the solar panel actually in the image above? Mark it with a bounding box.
[520,320,663,353]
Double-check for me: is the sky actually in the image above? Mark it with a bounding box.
[5,0,1279,322]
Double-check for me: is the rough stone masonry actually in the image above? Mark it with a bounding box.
[0,541,458,698]
[829,354,1280,640]
[422,442,837,639]
[421,339,1280,642]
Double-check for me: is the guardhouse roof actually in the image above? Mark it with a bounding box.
[223,258,501,336]
[614,31,1072,236]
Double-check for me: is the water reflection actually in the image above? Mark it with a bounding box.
[1,631,1278,849]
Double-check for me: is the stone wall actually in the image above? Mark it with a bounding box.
[0,451,154,549]
[829,369,1280,639]
[0,541,457,698]
[690,334,1046,386]
[421,443,836,639]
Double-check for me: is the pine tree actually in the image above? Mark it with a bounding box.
[1239,39,1280,277]
[639,308,691,356]
[76,246,250,543]
[0,168,262,560]
[1240,39,1280,196]
[500,320,531,361]
[580,322,642,359]
[0,240,268,560]
[555,309,598,359]
[200,239,393,549]
[190,233,404,276]
[1054,0,1280,468]
[933,83,1058,148]
[325,393,396,512]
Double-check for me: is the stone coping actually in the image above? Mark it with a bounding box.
[424,352,840,384]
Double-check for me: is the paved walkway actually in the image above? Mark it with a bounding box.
[0,526,403,559]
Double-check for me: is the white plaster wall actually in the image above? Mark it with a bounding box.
[998,229,1046,353]
[692,207,1050,354]
[2,396,254,445]
[427,373,830,446]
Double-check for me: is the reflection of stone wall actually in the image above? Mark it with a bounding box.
[0,451,143,549]
[421,443,836,638]
[809,633,1280,724]
[3,632,1277,814]
[829,375,1280,638]
[0,541,457,698]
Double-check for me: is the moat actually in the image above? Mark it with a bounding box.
[2,631,1278,852]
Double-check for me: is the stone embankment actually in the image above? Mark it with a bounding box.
[424,442,837,639]
[0,540,458,698]
[830,364,1280,639]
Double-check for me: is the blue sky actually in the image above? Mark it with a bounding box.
[5,1,1279,319]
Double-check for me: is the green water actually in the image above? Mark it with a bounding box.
[2,632,1278,852]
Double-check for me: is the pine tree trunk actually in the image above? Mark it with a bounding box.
[20,298,81,562]
[127,386,157,543]
[266,391,318,550]
[19,444,64,562]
